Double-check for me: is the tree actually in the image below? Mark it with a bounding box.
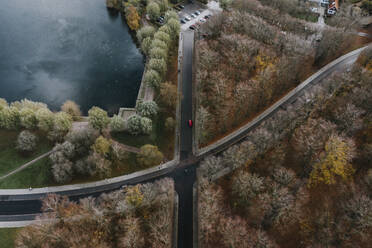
[66,127,99,156]
[127,114,142,135]
[165,117,175,132]
[36,108,55,132]
[126,5,141,31]
[137,26,156,43]
[61,100,81,121]
[165,18,180,40]
[136,100,158,118]
[48,112,72,142]
[110,114,125,132]
[88,106,110,131]
[149,47,168,60]
[16,131,38,153]
[220,0,232,10]
[118,216,145,248]
[140,37,153,55]
[19,108,38,129]
[231,171,264,208]
[140,117,152,135]
[111,142,130,161]
[309,135,356,187]
[148,58,167,77]
[0,106,20,130]
[137,144,163,167]
[87,152,112,178]
[0,98,7,111]
[51,157,74,183]
[159,82,177,108]
[158,0,169,13]
[92,136,112,158]
[144,69,162,89]
[151,39,168,52]
[153,31,171,46]
[146,2,160,21]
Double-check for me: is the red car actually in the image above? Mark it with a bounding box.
[188,120,193,127]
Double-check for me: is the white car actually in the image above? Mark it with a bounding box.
[199,18,206,23]
[184,15,191,21]
[191,13,196,18]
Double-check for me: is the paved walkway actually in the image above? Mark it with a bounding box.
[0,150,54,181]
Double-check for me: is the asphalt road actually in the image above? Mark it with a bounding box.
[180,31,194,160]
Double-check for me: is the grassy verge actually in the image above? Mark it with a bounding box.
[0,228,20,248]
[0,130,53,177]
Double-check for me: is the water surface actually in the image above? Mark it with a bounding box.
[0,0,144,114]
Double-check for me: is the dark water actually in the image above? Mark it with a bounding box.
[0,0,144,115]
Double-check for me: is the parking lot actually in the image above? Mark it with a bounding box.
[175,1,222,31]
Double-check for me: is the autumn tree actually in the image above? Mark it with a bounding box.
[309,135,356,187]
[61,100,81,121]
[126,5,141,31]
[137,144,163,167]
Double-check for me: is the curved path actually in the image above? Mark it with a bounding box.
[0,30,370,247]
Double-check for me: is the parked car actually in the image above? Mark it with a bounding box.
[180,19,186,24]
[174,6,181,11]
[184,15,191,21]
[194,10,201,15]
[199,18,206,23]
[191,13,196,18]
[179,5,185,9]
[189,25,195,30]
[204,15,210,19]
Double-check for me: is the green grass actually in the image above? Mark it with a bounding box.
[0,228,20,248]
[0,130,53,177]
[0,157,54,189]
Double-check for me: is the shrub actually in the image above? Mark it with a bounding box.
[110,114,125,132]
[137,144,164,167]
[136,100,158,118]
[88,106,110,131]
[61,100,81,121]
[16,131,38,153]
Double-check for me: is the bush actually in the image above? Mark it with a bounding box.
[16,131,38,153]
[137,144,164,167]
[110,114,125,132]
[136,100,158,118]
[88,106,110,131]
[61,100,81,121]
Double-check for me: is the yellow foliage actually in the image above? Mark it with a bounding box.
[92,136,112,157]
[126,5,141,31]
[308,135,355,187]
[125,185,144,208]
[255,53,275,73]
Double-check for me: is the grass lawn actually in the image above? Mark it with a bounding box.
[0,130,53,177]
[0,157,54,189]
[0,228,20,248]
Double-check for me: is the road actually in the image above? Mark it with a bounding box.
[0,30,370,248]
[180,31,194,160]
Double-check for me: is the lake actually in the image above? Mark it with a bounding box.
[0,0,144,115]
